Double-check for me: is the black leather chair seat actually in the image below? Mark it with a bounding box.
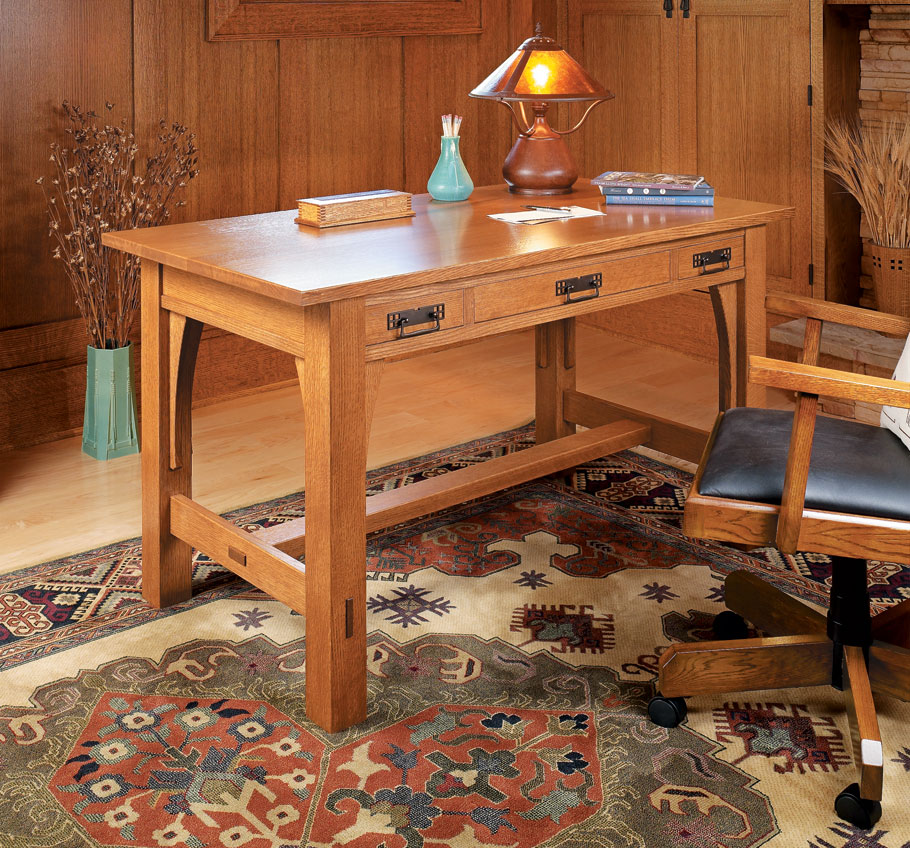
[699,407,910,522]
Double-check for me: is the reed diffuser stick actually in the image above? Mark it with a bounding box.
[440,114,463,137]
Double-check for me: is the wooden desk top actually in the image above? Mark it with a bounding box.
[103,183,793,306]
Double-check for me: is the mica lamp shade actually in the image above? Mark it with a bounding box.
[470,28,613,194]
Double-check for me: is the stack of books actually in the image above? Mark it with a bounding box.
[592,171,714,207]
[296,189,414,228]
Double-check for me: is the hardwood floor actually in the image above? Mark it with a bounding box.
[0,328,791,573]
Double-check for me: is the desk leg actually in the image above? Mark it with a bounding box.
[300,299,368,733]
[743,226,768,408]
[140,260,201,608]
[535,318,577,443]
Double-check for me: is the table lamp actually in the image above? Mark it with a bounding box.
[470,23,613,195]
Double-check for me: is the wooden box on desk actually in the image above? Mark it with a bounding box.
[296,189,414,229]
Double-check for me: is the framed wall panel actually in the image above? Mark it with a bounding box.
[208,0,483,40]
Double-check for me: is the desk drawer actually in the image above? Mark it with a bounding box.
[677,236,745,281]
[474,250,671,323]
[365,287,464,345]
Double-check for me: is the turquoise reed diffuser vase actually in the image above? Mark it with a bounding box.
[427,135,473,202]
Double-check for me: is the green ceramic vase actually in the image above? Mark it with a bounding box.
[82,343,140,460]
[427,136,473,202]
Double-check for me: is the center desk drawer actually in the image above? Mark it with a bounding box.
[474,250,670,323]
[365,287,464,345]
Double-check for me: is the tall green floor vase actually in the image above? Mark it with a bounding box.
[82,344,140,460]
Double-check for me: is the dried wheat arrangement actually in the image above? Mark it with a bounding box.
[825,116,910,250]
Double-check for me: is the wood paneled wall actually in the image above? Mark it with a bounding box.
[0,0,536,450]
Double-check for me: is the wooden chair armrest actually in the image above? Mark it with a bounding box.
[766,293,910,337]
[750,355,910,408]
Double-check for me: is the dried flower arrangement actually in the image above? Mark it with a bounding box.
[825,117,910,250]
[36,101,199,349]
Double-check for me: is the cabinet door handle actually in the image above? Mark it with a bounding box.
[680,0,690,17]
[663,0,673,18]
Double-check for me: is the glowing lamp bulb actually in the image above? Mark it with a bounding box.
[529,62,551,92]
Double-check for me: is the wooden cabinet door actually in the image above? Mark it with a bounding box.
[678,0,811,294]
[566,1,679,178]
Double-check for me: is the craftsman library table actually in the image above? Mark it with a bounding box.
[104,184,792,733]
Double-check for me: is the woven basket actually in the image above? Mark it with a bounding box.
[869,242,910,317]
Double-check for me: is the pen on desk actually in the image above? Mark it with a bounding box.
[523,205,572,212]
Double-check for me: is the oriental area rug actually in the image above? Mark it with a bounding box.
[1,425,909,848]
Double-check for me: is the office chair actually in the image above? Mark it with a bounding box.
[647,293,910,829]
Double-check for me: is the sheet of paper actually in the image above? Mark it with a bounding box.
[488,205,605,225]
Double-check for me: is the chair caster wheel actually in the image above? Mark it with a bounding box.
[648,694,688,728]
[713,610,749,640]
[834,783,882,830]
